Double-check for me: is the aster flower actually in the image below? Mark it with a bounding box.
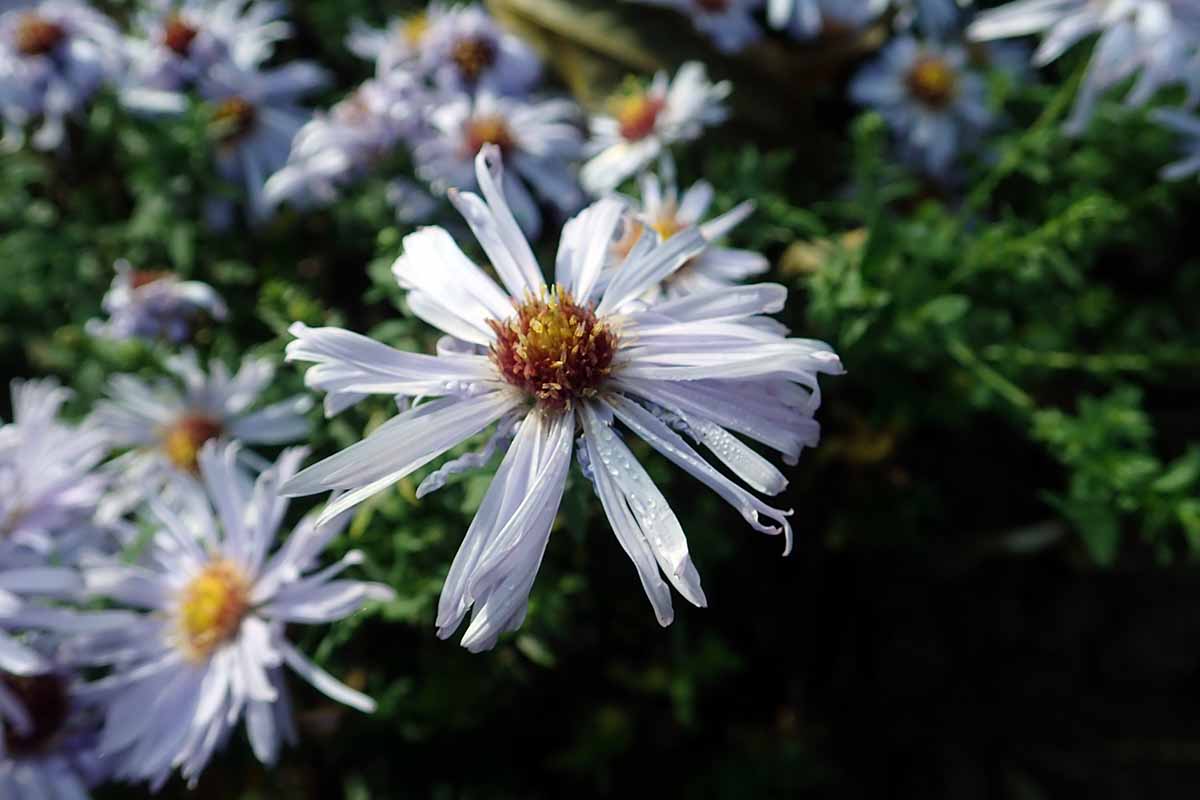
[122,0,291,111]
[198,61,329,222]
[91,352,311,521]
[1,664,108,798]
[346,5,441,76]
[419,3,540,96]
[581,62,730,195]
[967,0,1200,135]
[0,0,122,150]
[413,90,583,238]
[0,379,109,563]
[264,70,427,211]
[86,260,227,344]
[282,147,842,652]
[610,169,767,297]
[72,443,393,789]
[629,0,764,54]
[766,0,888,39]
[850,36,992,177]
[1154,109,1200,180]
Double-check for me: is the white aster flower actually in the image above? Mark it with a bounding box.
[850,36,992,177]
[0,0,122,151]
[967,0,1200,135]
[0,379,109,564]
[198,61,329,222]
[581,62,730,196]
[282,147,843,653]
[1,663,107,798]
[419,3,540,96]
[414,90,583,238]
[86,260,227,344]
[766,0,888,39]
[1154,109,1200,180]
[91,352,311,521]
[265,71,427,211]
[73,443,393,789]
[346,4,442,77]
[629,0,764,54]
[122,0,291,111]
[610,168,767,297]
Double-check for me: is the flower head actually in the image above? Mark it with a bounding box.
[282,147,842,652]
[766,0,888,39]
[0,1,122,150]
[413,90,583,237]
[631,0,765,53]
[850,36,992,177]
[74,443,393,789]
[968,0,1200,135]
[418,3,539,96]
[91,352,310,520]
[86,260,227,344]
[582,62,730,195]
[346,5,442,76]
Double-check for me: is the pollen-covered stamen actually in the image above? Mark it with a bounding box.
[177,560,250,661]
[163,14,199,56]
[16,13,66,56]
[488,288,618,411]
[210,96,258,145]
[1,672,70,758]
[906,55,958,109]
[615,92,665,142]
[464,113,515,156]
[162,413,223,472]
[450,35,497,83]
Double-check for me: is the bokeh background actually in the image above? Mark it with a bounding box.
[5,0,1200,796]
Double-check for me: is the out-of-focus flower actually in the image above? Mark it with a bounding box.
[282,147,842,652]
[265,71,426,211]
[196,61,328,222]
[0,0,122,150]
[386,177,438,223]
[414,91,583,237]
[0,380,109,564]
[86,260,227,344]
[610,169,767,297]
[419,3,539,96]
[766,0,888,39]
[968,0,1200,135]
[581,62,729,195]
[1154,109,1200,180]
[629,0,764,54]
[1,664,108,798]
[91,352,310,521]
[346,4,443,76]
[122,0,290,108]
[850,36,991,177]
[74,443,393,789]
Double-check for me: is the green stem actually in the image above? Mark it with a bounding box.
[947,337,1036,413]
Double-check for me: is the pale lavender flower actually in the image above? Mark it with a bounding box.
[73,442,393,789]
[86,260,227,344]
[265,71,427,211]
[91,352,311,521]
[346,4,443,77]
[850,36,992,177]
[0,0,122,150]
[414,90,583,237]
[967,0,1200,135]
[419,3,539,96]
[122,0,290,111]
[198,61,329,222]
[1154,109,1200,180]
[609,168,767,297]
[1,662,108,798]
[628,0,764,54]
[581,62,730,195]
[766,0,888,38]
[282,147,842,652]
[0,379,109,564]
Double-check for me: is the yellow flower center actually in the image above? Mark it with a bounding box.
[16,13,65,56]
[649,208,685,241]
[614,92,664,142]
[488,288,618,411]
[906,55,958,109]
[177,560,250,661]
[162,413,223,473]
[450,35,497,83]
[401,13,428,47]
[464,114,515,156]
[209,96,258,144]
